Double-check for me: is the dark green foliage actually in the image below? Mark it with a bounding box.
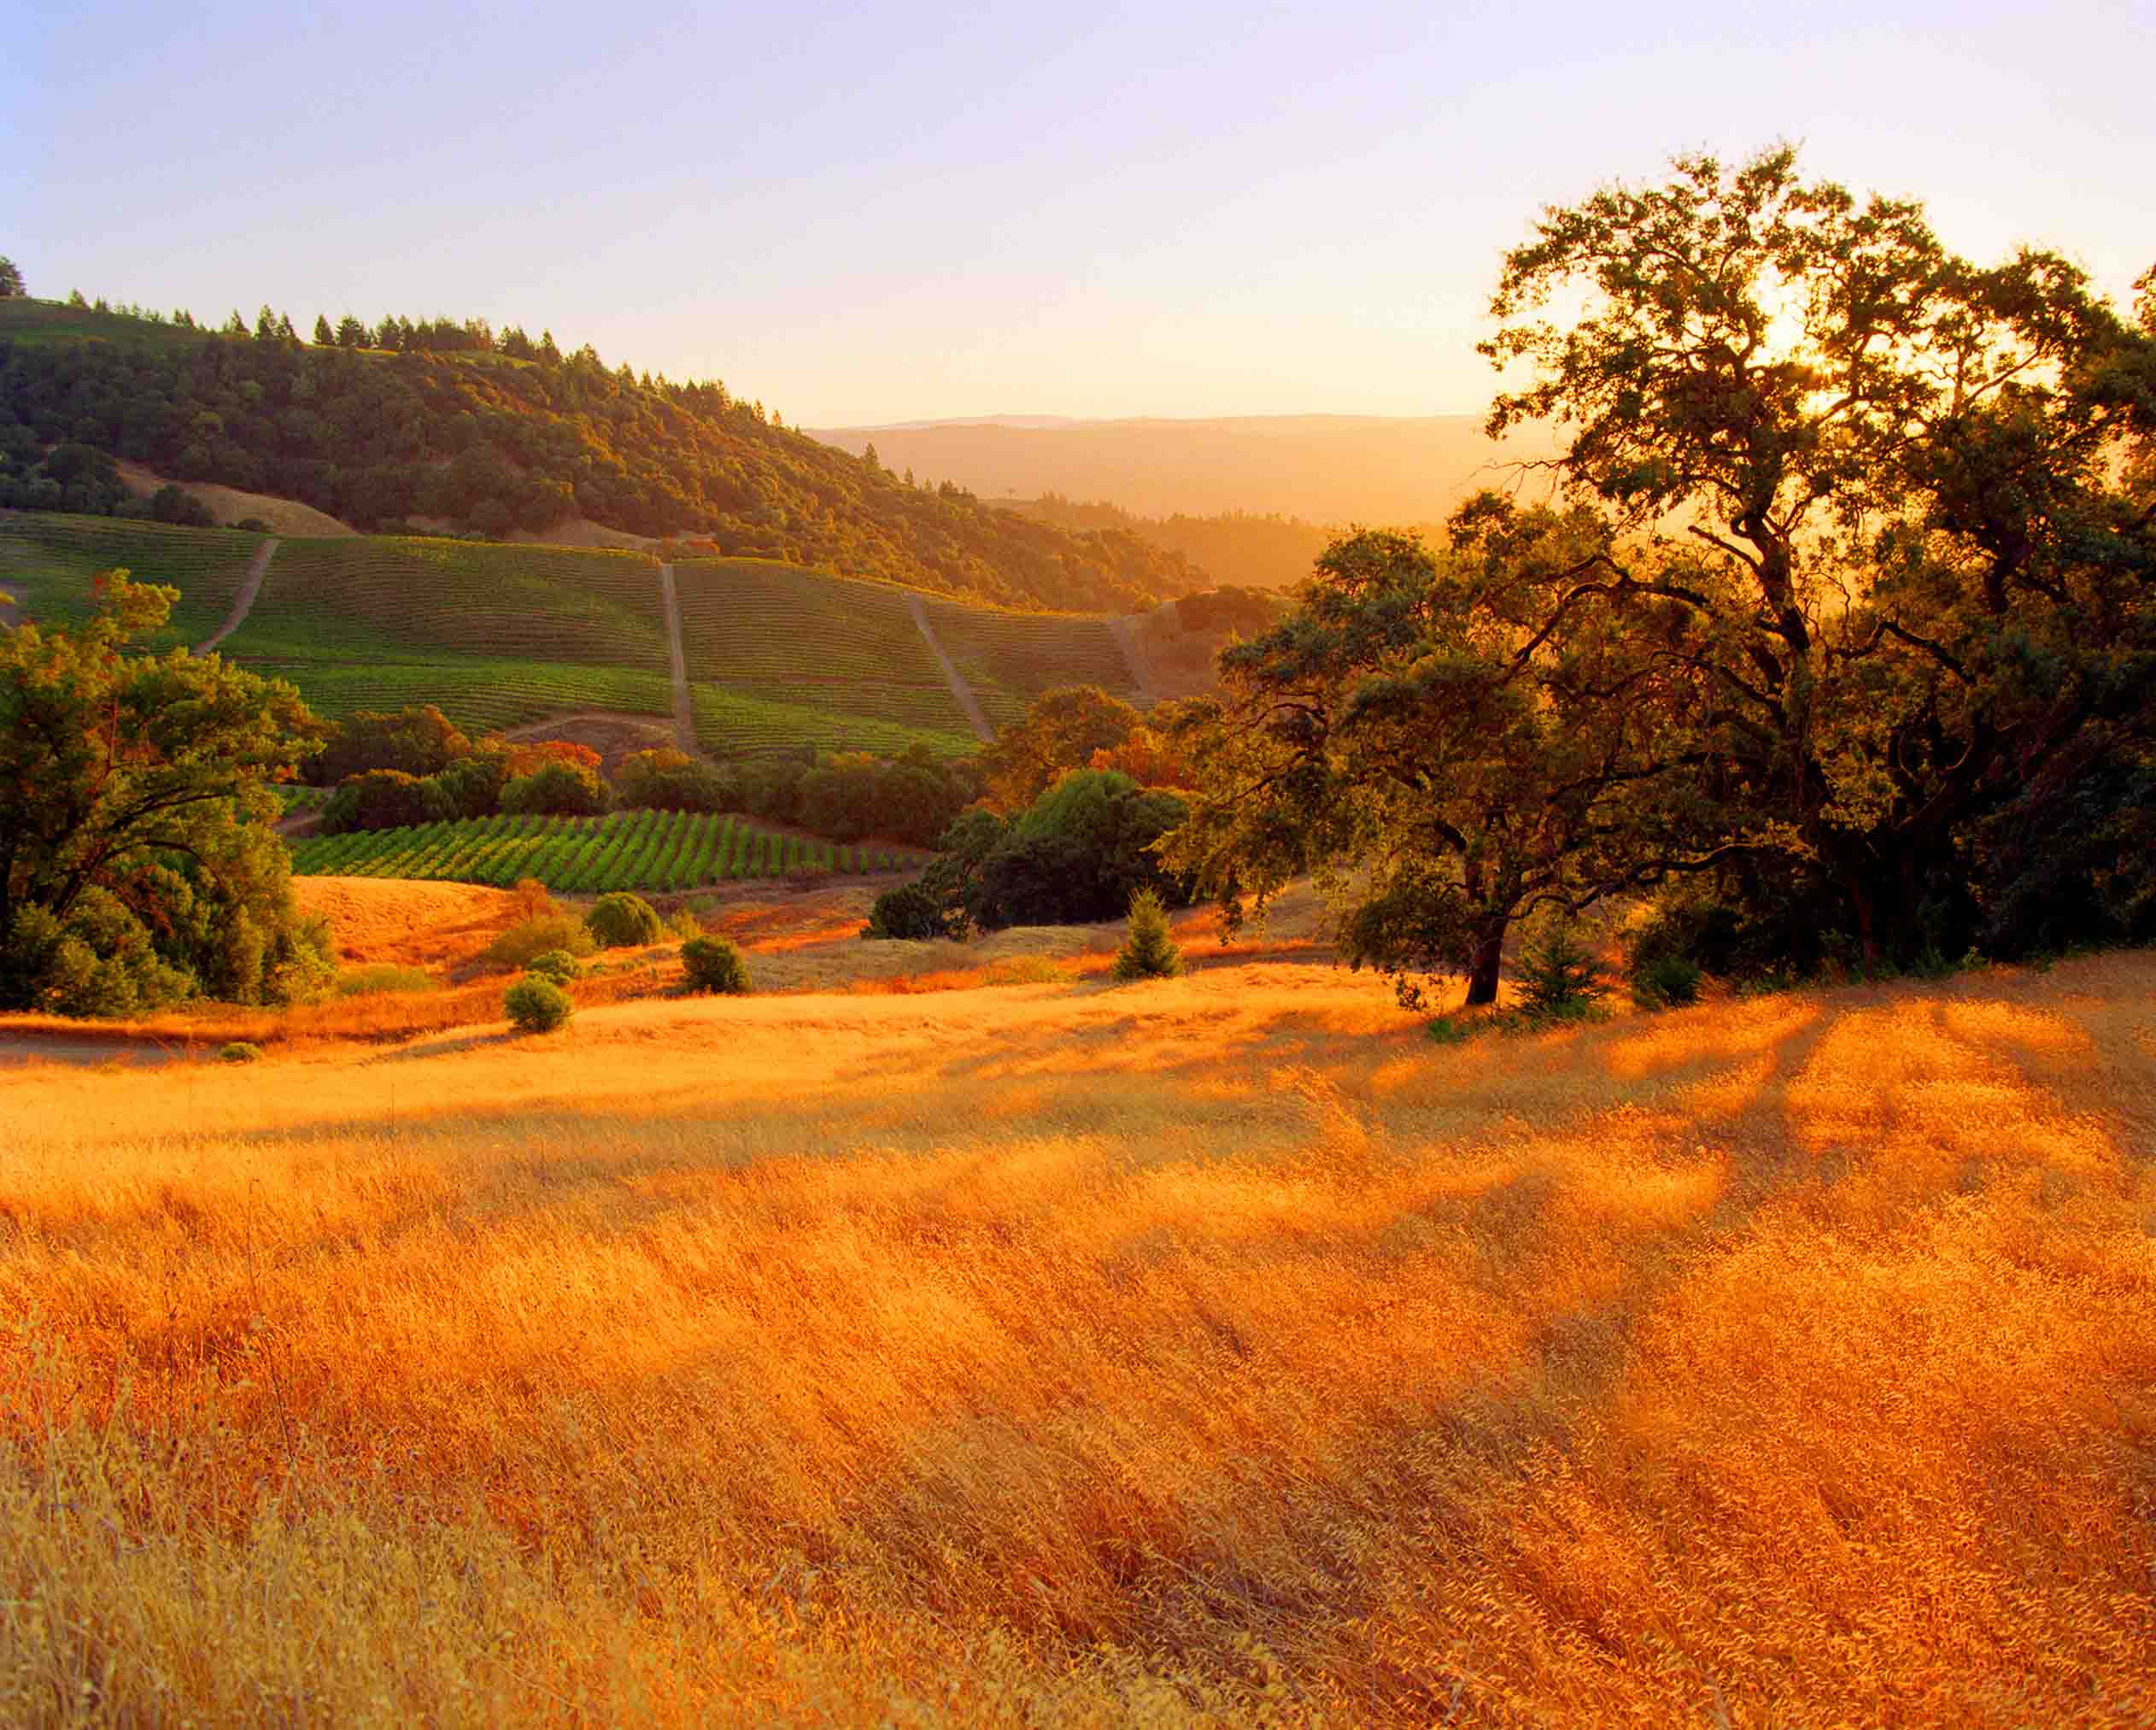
[1112,889,1182,981]
[503,976,572,1033]
[0,299,1192,609]
[1975,736,2156,959]
[971,771,1189,930]
[500,760,608,817]
[795,748,974,847]
[320,769,455,835]
[431,747,513,819]
[586,892,661,949]
[882,773,1188,936]
[863,881,967,941]
[148,484,214,527]
[1632,951,1703,1011]
[0,572,337,1016]
[524,948,583,986]
[217,1041,262,1064]
[313,705,471,785]
[1514,917,1608,1024]
[680,934,751,995]
[615,748,735,813]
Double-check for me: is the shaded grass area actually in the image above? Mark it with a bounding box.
[2,954,2153,1721]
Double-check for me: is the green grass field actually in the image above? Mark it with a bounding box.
[921,595,1140,726]
[0,512,267,650]
[671,557,977,749]
[5,512,1153,752]
[288,810,923,894]
[208,535,677,729]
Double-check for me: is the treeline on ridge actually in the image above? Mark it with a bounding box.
[0,297,1197,610]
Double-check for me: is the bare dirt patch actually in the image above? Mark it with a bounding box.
[111,460,354,537]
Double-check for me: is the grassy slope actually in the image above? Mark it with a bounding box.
[3,514,1142,749]
[922,591,1140,726]
[0,511,267,649]
[671,555,979,753]
[3,953,2152,1723]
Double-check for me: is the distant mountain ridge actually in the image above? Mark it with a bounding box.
[807,413,1556,524]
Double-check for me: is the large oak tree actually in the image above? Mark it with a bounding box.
[0,573,335,1014]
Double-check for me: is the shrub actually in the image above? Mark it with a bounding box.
[217,1041,262,1064]
[864,881,967,941]
[1632,950,1702,1010]
[586,893,661,949]
[500,760,609,817]
[680,935,751,995]
[503,976,572,1034]
[523,949,582,985]
[665,908,704,941]
[482,913,595,971]
[334,963,438,997]
[1112,888,1181,981]
[1515,916,1608,1024]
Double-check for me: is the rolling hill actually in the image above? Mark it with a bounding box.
[0,512,1149,754]
[0,298,1198,612]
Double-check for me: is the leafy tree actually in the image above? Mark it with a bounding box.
[0,257,23,298]
[1167,519,1702,1006]
[500,760,608,817]
[320,769,454,834]
[0,574,334,1013]
[984,685,1144,811]
[616,748,735,813]
[313,705,471,784]
[1477,145,2154,969]
[969,770,1188,930]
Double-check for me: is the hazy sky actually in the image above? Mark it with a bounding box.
[6,0,2150,425]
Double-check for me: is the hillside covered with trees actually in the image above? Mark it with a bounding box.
[0,298,1197,611]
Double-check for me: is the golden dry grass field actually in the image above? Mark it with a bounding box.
[2,915,2153,1724]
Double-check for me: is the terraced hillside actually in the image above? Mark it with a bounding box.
[289,810,923,893]
[921,594,1141,727]
[3,513,1159,755]
[671,557,981,754]
[0,511,267,651]
[216,537,676,730]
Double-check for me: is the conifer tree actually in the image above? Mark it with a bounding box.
[1113,888,1182,981]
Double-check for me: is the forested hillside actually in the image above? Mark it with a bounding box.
[0,300,1196,611]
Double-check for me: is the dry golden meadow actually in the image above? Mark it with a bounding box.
[2,883,2153,1725]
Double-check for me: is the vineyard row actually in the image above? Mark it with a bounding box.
[288,810,923,894]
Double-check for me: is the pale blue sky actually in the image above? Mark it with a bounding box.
[5,0,2150,423]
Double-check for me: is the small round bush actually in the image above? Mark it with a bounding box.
[217,1041,262,1064]
[586,892,662,949]
[680,935,751,995]
[504,976,573,1034]
[524,948,583,986]
[1633,950,1703,1009]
